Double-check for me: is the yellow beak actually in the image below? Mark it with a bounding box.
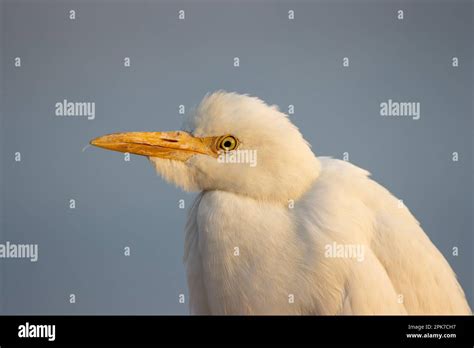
[90,131,218,161]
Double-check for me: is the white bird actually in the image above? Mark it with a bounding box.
[91,91,471,315]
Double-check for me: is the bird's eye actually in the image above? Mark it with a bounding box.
[218,135,238,151]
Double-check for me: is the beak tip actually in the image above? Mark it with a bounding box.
[90,138,101,147]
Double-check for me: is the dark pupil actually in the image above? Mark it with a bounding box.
[224,141,232,148]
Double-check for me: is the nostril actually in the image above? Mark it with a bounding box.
[161,138,179,143]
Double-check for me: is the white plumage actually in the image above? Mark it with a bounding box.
[92,91,471,315]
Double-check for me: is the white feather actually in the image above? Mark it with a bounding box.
[150,91,471,315]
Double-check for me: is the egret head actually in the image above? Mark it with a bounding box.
[91,91,320,202]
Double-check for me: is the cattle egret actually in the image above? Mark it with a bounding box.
[91,91,471,315]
